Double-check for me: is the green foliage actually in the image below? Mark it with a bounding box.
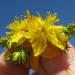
[6,49,28,65]
[67,23,75,36]
[0,37,9,48]
[63,23,75,36]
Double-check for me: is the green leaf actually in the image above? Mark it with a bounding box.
[12,51,20,61]
[67,23,75,36]
[20,49,27,63]
[0,37,9,48]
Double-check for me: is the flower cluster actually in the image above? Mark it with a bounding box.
[0,10,75,68]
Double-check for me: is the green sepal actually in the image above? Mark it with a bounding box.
[5,49,28,65]
[64,23,75,36]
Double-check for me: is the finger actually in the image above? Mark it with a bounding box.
[66,42,75,62]
[0,52,29,75]
[67,42,74,49]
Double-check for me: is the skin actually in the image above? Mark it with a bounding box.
[0,51,29,75]
[0,42,75,75]
[31,42,75,75]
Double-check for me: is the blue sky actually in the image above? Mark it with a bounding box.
[0,0,75,75]
[0,1,75,46]
[0,0,75,53]
[0,1,75,47]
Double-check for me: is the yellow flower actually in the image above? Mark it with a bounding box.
[6,11,69,57]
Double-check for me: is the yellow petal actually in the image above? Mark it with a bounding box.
[8,31,26,48]
[26,10,30,19]
[31,31,47,57]
[44,13,59,25]
[56,32,69,50]
[46,31,65,50]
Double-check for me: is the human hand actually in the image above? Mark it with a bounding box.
[0,51,29,75]
[32,42,75,75]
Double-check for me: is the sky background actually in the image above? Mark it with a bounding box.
[0,0,75,75]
